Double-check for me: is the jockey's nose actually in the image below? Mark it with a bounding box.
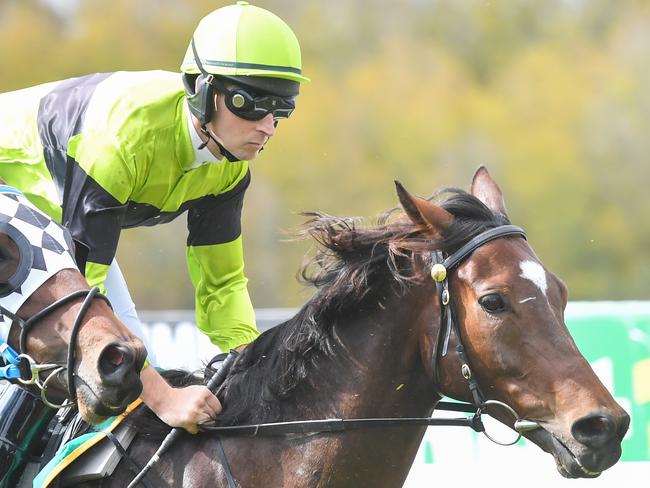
[257,112,276,137]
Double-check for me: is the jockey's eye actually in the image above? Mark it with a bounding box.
[479,293,508,314]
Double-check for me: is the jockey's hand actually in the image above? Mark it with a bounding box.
[139,364,222,434]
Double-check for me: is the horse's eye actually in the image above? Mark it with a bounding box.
[479,293,508,313]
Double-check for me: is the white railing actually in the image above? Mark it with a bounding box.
[138,308,295,370]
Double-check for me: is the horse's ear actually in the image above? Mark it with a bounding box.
[471,166,509,219]
[395,181,453,237]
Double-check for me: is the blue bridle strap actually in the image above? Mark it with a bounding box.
[0,342,22,379]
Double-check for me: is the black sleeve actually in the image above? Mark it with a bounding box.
[62,164,127,272]
[187,170,251,247]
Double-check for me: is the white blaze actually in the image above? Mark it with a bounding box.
[519,260,548,296]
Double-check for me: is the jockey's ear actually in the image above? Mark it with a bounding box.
[471,166,509,219]
[395,181,453,240]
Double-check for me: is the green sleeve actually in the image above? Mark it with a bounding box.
[186,237,259,351]
[84,261,111,294]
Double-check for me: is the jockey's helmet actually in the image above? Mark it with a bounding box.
[180,1,308,107]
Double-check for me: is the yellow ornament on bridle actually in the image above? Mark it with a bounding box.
[430,263,447,283]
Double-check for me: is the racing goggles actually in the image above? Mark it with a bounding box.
[212,78,295,121]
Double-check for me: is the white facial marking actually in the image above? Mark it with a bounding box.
[519,296,537,304]
[519,260,548,296]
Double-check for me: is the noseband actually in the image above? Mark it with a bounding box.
[1,287,111,408]
[430,224,534,444]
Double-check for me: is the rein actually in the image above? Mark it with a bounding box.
[200,400,484,435]
[0,286,111,408]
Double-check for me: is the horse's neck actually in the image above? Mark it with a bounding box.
[124,290,440,488]
[305,289,437,420]
[204,290,437,488]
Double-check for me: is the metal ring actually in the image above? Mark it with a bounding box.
[40,366,74,409]
[16,354,37,385]
[461,364,471,380]
[480,399,522,446]
[16,353,60,386]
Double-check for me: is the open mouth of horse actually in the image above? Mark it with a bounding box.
[525,426,617,478]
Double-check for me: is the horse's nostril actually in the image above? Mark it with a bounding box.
[99,344,130,377]
[583,417,608,434]
[571,414,615,448]
[105,346,124,366]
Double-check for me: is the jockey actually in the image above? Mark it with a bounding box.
[0,2,308,474]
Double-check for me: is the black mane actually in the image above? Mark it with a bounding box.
[220,188,509,425]
[129,188,509,436]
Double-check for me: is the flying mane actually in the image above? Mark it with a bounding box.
[130,187,509,436]
[217,187,509,425]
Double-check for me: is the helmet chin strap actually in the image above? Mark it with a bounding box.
[198,124,241,162]
[198,121,271,162]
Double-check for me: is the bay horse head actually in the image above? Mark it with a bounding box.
[396,166,629,478]
[0,186,146,424]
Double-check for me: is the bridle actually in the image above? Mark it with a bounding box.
[429,224,539,445]
[125,224,542,488]
[0,185,112,409]
[1,286,111,409]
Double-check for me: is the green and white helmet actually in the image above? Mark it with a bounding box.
[180,1,309,97]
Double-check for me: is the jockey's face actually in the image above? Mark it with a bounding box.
[207,88,278,161]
